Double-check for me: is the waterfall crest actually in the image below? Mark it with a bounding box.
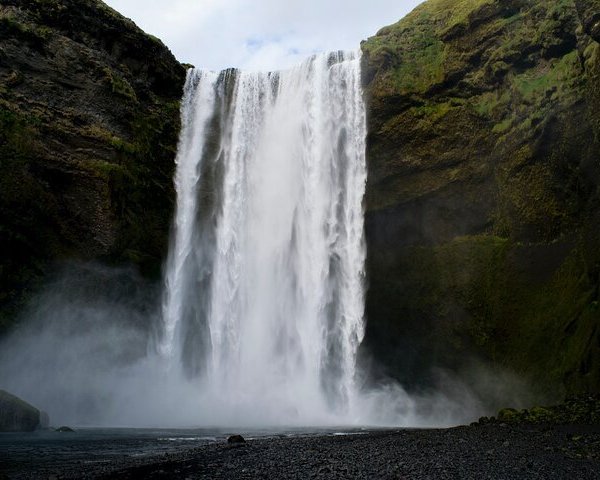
[162,51,368,423]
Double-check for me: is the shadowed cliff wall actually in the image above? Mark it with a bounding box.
[0,0,186,331]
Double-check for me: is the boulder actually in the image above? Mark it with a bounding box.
[55,426,75,432]
[227,434,246,444]
[0,390,40,432]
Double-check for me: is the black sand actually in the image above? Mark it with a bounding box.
[4,424,599,479]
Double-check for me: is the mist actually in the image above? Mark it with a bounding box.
[0,260,533,428]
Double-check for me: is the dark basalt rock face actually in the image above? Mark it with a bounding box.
[0,389,41,431]
[0,0,186,332]
[361,0,600,400]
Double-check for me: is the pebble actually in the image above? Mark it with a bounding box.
[4,424,600,479]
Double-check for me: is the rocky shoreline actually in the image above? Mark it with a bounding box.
[94,425,600,480]
[3,424,599,480]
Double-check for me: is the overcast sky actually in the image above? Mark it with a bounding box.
[103,0,423,71]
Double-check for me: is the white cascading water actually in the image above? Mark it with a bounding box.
[162,51,368,425]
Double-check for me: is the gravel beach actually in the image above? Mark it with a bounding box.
[4,424,599,479]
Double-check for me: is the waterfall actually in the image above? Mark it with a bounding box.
[162,51,368,424]
[0,49,480,429]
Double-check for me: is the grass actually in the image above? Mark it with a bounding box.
[362,0,503,94]
[513,51,580,102]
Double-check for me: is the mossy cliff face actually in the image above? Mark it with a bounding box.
[361,0,600,399]
[0,0,186,331]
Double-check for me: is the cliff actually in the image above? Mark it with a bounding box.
[0,389,41,431]
[0,0,186,331]
[2,0,599,403]
[361,0,600,399]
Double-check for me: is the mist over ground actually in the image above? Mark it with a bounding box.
[0,263,533,428]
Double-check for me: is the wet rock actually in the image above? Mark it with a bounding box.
[56,426,75,432]
[0,390,40,432]
[494,396,600,425]
[498,408,520,422]
[477,416,491,426]
[227,434,246,444]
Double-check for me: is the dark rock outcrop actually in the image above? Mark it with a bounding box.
[361,0,600,399]
[227,434,246,444]
[486,395,600,425]
[0,0,186,332]
[576,0,600,42]
[0,389,41,431]
[55,425,75,432]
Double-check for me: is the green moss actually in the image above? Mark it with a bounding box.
[0,108,38,166]
[82,159,127,179]
[430,0,497,35]
[34,25,54,40]
[370,231,600,397]
[473,91,510,118]
[400,101,454,130]
[486,246,595,393]
[110,136,138,155]
[497,407,519,422]
[102,68,137,102]
[364,0,584,128]
[492,118,512,133]
[584,42,600,71]
[432,236,511,346]
[491,396,600,425]
[80,124,113,142]
[392,37,446,94]
[362,9,439,94]
[0,107,56,334]
[362,0,517,95]
[105,100,180,273]
[412,101,452,119]
[498,162,565,232]
[0,15,53,47]
[478,41,584,144]
[146,33,163,46]
[513,51,580,103]
[0,16,31,36]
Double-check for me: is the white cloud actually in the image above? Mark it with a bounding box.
[103,0,423,71]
